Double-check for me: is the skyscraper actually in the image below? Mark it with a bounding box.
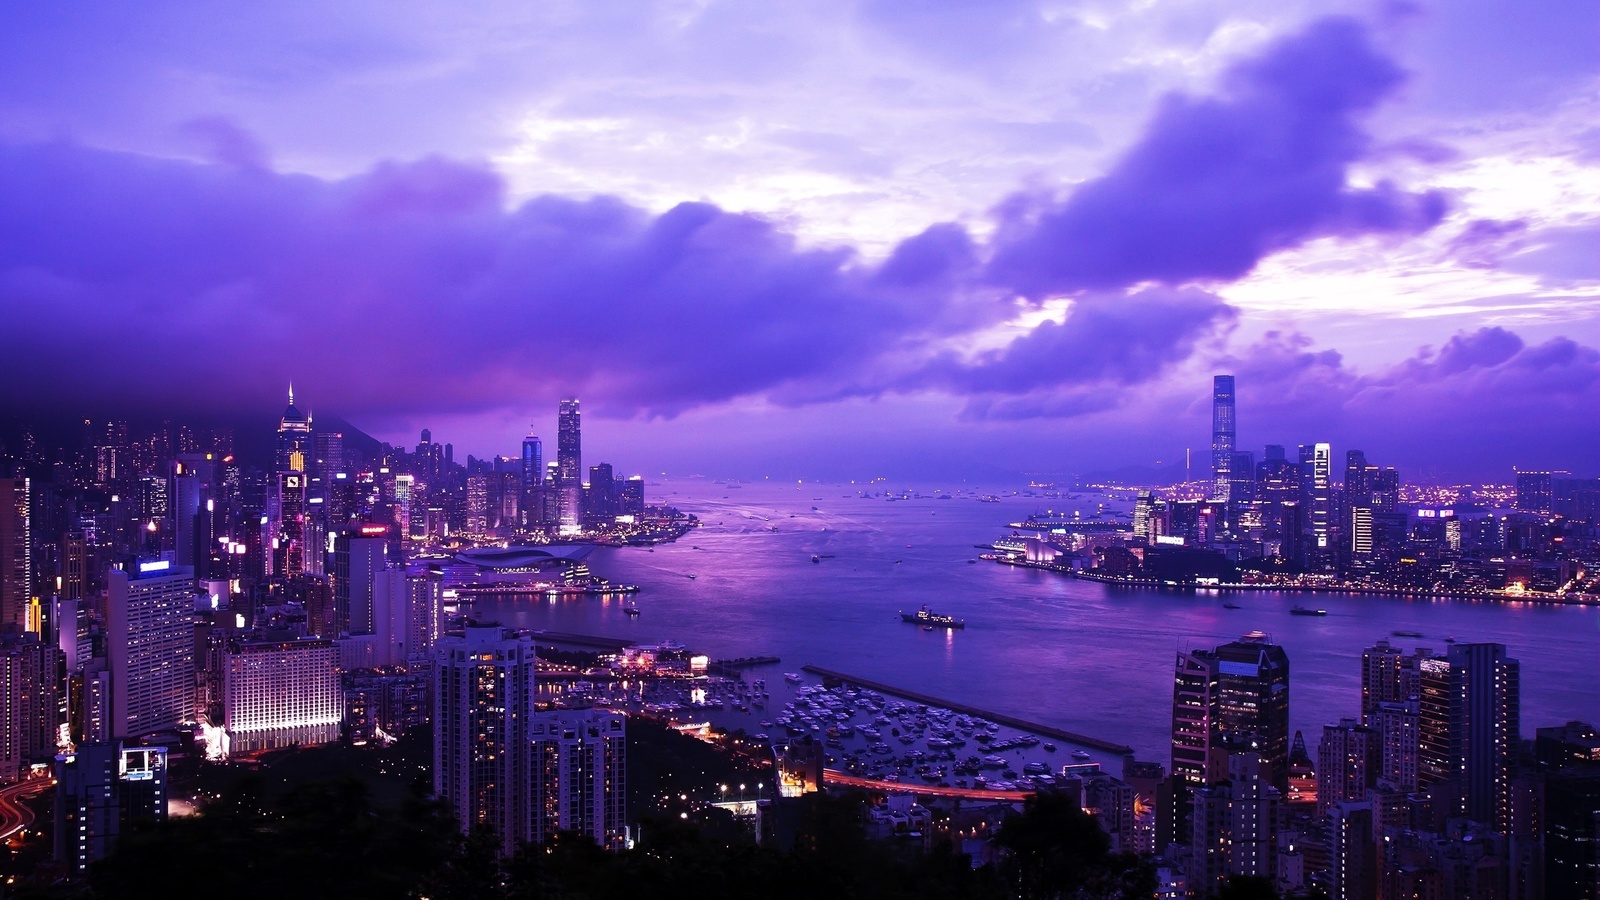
[1536,720,1600,900]
[0,630,63,780]
[275,385,312,474]
[434,624,538,855]
[1171,633,1292,792]
[531,709,628,850]
[1419,642,1521,831]
[1343,449,1369,505]
[331,527,387,637]
[1514,469,1558,514]
[1360,639,1426,716]
[619,476,645,517]
[586,463,616,523]
[1211,375,1236,505]
[0,476,29,629]
[557,399,582,530]
[107,559,197,740]
[1133,492,1155,542]
[1316,718,1378,817]
[53,741,166,873]
[1188,748,1280,897]
[273,471,308,576]
[521,432,542,494]
[1310,442,1333,553]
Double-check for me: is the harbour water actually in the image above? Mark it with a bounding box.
[469,479,1600,764]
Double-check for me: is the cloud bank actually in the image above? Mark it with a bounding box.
[4,14,1588,478]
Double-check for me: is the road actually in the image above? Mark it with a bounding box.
[824,769,1034,801]
[0,776,53,841]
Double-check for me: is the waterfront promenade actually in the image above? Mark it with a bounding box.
[989,556,1600,607]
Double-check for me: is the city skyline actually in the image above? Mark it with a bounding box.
[0,4,1596,480]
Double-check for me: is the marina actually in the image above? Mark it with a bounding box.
[800,665,1134,755]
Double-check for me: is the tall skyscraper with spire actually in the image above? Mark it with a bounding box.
[1211,375,1236,505]
[275,384,312,474]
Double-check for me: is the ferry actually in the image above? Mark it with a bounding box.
[1290,605,1327,616]
[900,605,965,629]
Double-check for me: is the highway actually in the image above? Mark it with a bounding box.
[0,776,52,842]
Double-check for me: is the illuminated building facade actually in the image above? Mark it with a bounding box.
[107,560,197,739]
[530,709,627,850]
[434,625,538,855]
[222,638,341,754]
[1310,442,1333,555]
[0,630,63,781]
[556,399,581,530]
[275,384,312,474]
[1,475,30,629]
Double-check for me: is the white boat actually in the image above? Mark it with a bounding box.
[784,672,803,683]
[1071,750,1092,760]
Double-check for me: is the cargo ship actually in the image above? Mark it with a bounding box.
[900,605,965,629]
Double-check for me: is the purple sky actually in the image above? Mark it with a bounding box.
[1,2,1597,481]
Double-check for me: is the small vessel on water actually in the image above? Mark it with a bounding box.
[784,672,803,683]
[622,603,641,616]
[900,605,965,629]
[1290,605,1328,616]
[1071,750,1092,760]
[687,573,698,580]
[1392,629,1424,638]
[1223,602,1242,610]
[812,555,821,563]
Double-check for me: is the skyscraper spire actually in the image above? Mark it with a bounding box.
[288,382,294,407]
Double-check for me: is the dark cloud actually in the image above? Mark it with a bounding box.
[919,288,1237,397]
[0,16,1455,441]
[0,140,982,421]
[1214,327,1600,474]
[985,17,1447,298]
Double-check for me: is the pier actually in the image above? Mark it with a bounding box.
[706,656,781,678]
[532,631,636,650]
[800,665,1135,756]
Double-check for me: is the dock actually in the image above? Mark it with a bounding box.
[800,665,1135,756]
